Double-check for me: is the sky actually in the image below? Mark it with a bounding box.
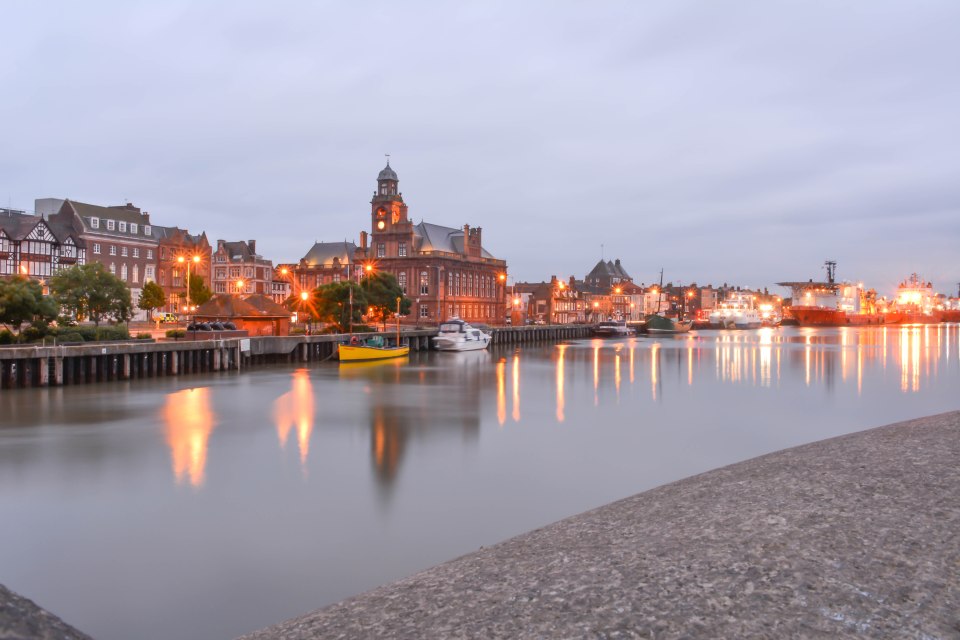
[2,1,958,297]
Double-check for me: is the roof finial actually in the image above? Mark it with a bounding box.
[385,153,390,167]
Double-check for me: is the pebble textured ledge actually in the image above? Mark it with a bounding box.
[0,583,92,640]
[241,411,960,639]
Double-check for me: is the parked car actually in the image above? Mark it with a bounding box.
[153,313,179,323]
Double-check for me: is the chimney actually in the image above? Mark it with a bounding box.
[217,239,226,252]
[248,240,256,254]
[360,230,368,250]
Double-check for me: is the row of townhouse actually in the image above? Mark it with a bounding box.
[513,258,781,325]
[2,199,274,321]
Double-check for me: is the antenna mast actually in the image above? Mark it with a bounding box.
[824,260,837,284]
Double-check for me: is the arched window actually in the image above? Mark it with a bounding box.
[121,264,128,281]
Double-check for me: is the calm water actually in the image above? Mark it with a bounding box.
[1,326,959,639]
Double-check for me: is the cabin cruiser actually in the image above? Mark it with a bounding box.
[433,318,492,351]
[593,320,634,337]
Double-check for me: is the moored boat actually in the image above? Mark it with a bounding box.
[709,291,762,329]
[338,335,409,362]
[593,320,634,337]
[432,318,492,351]
[644,314,692,334]
[882,274,943,324]
[778,261,882,327]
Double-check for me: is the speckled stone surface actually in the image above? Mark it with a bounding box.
[240,411,960,640]
[0,583,92,640]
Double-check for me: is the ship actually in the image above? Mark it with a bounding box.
[882,274,942,324]
[777,261,883,327]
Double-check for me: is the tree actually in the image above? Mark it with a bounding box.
[138,281,166,317]
[189,274,213,307]
[360,272,411,330]
[0,276,58,338]
[49,263,133,327]
[308,281,368,333]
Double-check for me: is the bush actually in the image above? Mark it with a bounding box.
[166,329,186,339]
[72,325,131,342]
[0,329,14,345]
[289,326,306,336]
[56,332,85,344]
[22,326,48,342]
[136,333,153,340]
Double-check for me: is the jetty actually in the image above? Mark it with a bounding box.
[0,325,594,390]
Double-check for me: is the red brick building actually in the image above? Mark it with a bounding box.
[44,199,159,320]
[212,239,274,296]
[154,226,213,315]
[352,162,508,324]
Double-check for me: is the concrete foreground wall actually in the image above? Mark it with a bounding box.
[0,583,92,640]
[240,411,960,639]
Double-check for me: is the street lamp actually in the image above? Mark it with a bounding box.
[300,290,311,334]
[177,254,201,312]
[236,279,245,294]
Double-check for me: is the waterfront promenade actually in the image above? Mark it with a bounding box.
[239,411,959,639]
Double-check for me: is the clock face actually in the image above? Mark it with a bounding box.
[377,220,386,230]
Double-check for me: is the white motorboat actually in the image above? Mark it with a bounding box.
[433,319,492,352]
[593,320,634,337]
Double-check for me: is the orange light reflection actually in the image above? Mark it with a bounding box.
[273,369,316,469]
[163,387,217,487]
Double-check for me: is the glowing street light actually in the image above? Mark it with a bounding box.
[236,279,245,294]
[177,254,202,315]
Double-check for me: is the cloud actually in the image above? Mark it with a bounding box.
[2,0,958,295]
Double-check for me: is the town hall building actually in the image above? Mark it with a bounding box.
[293,162,509,324]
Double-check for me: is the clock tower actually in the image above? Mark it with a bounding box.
[371,161,410,233]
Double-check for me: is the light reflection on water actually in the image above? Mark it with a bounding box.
[0,326,959,640]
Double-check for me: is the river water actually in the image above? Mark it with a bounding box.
[1,325,958,639]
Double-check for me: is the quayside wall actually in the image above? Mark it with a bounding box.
[0,325,593,390]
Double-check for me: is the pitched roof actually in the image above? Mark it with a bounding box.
[301,241,357,267]
[413,222,498,259]
[152,225,207,246]
[64,200,151,225]
[0,209,85,247]
[242,294,290,316]
[195,295,263,318]
[585,259,632,281]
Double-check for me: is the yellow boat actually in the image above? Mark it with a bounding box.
[337,336,409,362]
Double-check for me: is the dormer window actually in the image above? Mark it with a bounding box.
[107,220,115,231]
[144,225,151,236]
[90,217,100,229]
[119,221,127,232]
[131,223,138,234]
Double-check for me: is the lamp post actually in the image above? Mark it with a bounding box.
[498,272,507,324]
[177,254,201,314]
[300,290,310,334]
[395,296,401,346]
[436,265,445,323]
[236,279,245,295]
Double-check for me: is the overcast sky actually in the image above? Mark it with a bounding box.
[3,1,958,296]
